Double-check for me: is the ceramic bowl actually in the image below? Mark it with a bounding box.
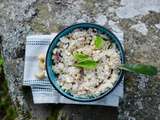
[46,23,125,102]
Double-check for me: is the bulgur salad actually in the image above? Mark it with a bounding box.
[52,29,121,98]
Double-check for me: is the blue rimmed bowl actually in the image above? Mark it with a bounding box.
[46,23,125,102]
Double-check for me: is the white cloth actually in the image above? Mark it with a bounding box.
[23,31,124,107]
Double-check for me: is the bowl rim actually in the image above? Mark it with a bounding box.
[46,23,125,102]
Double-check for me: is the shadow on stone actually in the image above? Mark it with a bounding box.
[23,87,117,120]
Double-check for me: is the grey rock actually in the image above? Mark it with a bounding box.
[0,0,160,119]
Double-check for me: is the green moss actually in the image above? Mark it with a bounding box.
[31,20,49,33]
[0,55,4,72]
[148,25,158,35]
[6,106,17,120]
[47,106,63,120]
[0,55,4,65]
[49,23,60,32]
[0,54,17,120]
[37,4,50,20]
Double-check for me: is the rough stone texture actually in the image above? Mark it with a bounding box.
[0,0,160,120]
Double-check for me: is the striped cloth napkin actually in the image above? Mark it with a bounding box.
[23,30,124,107]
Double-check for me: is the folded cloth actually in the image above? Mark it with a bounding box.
[23,30,124,107]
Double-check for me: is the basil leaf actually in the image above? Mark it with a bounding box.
[93,36,104,49]
[73,52,91,62]
[74,60,98,69]
[119,64,158,76]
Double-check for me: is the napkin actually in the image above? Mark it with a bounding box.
[23,29,124,107]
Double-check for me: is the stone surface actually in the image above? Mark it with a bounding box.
[0,0,160,120]
[116,0,160,18]
[130,22,148,35]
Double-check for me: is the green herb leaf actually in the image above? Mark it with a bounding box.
[119,64,158,76]
[74,60,98,69]
[73,52,92,62]
[93,35,104,49]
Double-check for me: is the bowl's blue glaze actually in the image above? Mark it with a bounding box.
[46,23,125,102]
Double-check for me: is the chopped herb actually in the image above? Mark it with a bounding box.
[74,60,98,69]
[73,52,92,62]
[93,35,104,49]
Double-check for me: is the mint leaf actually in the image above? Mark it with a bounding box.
[119,64,158,76]
[74,60,98,69]
[73,52,98,69]
[93,36,104,49]
[73,52,92,62]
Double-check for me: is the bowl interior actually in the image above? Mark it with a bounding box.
[46,23,125,102]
